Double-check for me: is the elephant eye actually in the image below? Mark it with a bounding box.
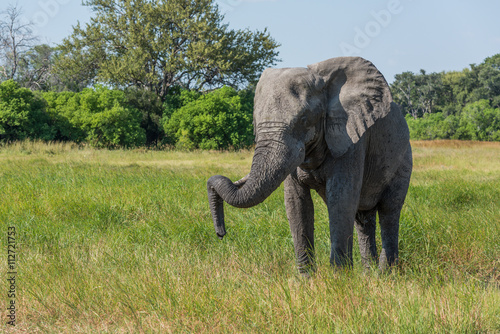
[289,85,300,99]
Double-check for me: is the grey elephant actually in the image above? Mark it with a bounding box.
[207,56,412,273]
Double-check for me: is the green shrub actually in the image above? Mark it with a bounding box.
[406,100,500,141]
[0,80,54,141]
[164,86,254,150]
[42,91,85,142]
[163,87,202,120]
[406,113,457,140]
[83,101,146,148]
[454,100,500,141]
[161,87,202,145]
[43,86,146,147]
[124,88,165,146]
[75,86,146,148]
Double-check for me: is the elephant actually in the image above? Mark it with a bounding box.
[207,56,412,274]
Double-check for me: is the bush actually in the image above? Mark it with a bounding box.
[161,87,202,145]
[43,86,146,147]
[406,113,457,140]
[0,80,54,141]
[42,91,85,142]
[454,100,500,141]
[164,86,254,150]
[73,86,146,148]
[406,100,500,141]
[124,88,165,146]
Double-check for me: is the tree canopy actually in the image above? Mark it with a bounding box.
[55,0,280,101]
[391,54,500,119]
[391,55,500,141]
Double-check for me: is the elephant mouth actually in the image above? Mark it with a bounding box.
[300,125,327,170]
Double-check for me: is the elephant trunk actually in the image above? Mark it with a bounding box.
[207,137,304,239]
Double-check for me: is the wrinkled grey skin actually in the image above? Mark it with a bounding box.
[207,57,412,274]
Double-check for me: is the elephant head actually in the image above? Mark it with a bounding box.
[207,57,393,239]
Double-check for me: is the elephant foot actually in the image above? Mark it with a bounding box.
[379,249,398,273]
[297,261,316,278]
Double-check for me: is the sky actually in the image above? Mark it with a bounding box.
[8,0,500,83]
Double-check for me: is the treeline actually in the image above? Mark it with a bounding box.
[2,57,500,148]
[391,54,500,141]
[0,80,254,149]
[1,1,499,147]
[2,53,500,147]
[0,0,275,149]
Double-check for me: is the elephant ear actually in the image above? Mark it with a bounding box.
[307,57,393,158]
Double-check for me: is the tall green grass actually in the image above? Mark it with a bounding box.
[1,140,499,333]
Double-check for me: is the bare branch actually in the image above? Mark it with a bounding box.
[0,3,37,80]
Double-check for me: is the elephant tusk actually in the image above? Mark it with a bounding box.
[233,174,250,189]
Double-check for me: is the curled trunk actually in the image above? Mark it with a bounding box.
[207,139,304,239]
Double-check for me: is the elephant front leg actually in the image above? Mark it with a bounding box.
[284,173,315,276]
[325,164,363,268]
[327,202,356,268]
[355,209,378,269]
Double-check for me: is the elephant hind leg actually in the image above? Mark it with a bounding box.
[378,158,412,271]
[378,208,401,270]
[355,209,378,269]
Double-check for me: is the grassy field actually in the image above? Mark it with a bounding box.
[0,140,499,333]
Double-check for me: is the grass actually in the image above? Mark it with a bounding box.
[0,140,499,333]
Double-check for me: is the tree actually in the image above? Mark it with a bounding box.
[477,54,500,108]
[124,87,165,146]
[0,4,37,81]
[391,71,423,119]
[391,70,444,119]
[55,0,280,100]
[16,44,57,91]
[441,70,467,115]
[414,70,444,115]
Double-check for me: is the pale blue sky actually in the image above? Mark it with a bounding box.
[9,0,500,82]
